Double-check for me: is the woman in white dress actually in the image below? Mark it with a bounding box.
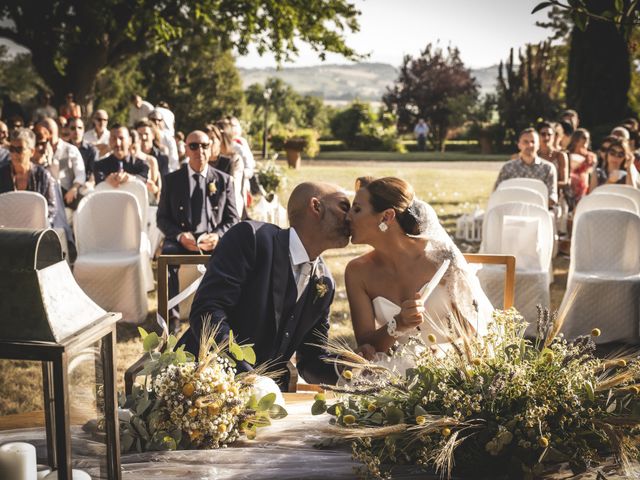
[345,177,493,361]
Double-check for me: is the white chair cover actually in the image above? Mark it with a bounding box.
[487,187,546,211]
[497,178,549,208]
[560,210,640,343]
[94,179,154,290]
[573,193,638,230]
[477,202,554,332]
[147,204,164,256]
[0,191,48,228]
[73,191,148,324]
[591,184,640,212]
[251,195,288,227]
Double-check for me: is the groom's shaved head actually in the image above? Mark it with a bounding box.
[288,182,336,226]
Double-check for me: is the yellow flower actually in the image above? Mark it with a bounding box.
[591,328,601,337]
[543,351,554,363]
[343,415,356,425]
[538,437,549,448]
[188,408,198,418]
[472,358,482,366]
[416,415,426,425]
[617,359,627,367]
[342,370,353,380]
[218,424,227,433]
[367,403,376,413]
[189,430,202,440]
[427,334,437,343]
[314,392,326,402]
[441,427,451,437]
[182,383,195,397]
[207,403,220,415]
[208,182,217,195]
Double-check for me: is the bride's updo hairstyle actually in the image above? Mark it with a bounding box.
[364,177,427,235]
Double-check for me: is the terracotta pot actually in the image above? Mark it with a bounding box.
[286,148,301,169]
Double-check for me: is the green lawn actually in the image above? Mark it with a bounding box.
[313,150,506,162]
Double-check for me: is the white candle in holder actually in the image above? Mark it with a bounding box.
[0,442,37,480]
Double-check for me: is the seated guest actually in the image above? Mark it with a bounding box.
[0,128,56,224]
[155,100,175,135]
[567,128,597,206]
[31,91,57,122]
[130,129,161,203]
[590,137,640,191]
[537,121,569,192]
[596,136,616,170]
[175,131,186,164]
[136,119,170,178]
[148,109,179,172]
[68,117,98,189]
[0,121,9,167]
[84,109,111,158]
[157,130,240,331]
[215,119,246,217]
[127,94,154,128]
[58,92,82,120]
[39,118,86,210]
[494,127,558,206]
[94,125,149,186]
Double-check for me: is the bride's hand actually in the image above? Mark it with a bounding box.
[355,343,377,361]
[396,293,425,332]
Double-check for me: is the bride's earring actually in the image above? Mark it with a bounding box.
[378,222,388,232]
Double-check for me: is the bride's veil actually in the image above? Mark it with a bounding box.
[407,199,492,335]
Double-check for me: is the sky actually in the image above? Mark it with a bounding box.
[235,0,553,70]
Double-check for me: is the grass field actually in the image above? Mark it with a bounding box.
[0,159,569,417]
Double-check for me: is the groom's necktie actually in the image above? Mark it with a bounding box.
[191,173,203,230]
[295,261,314,301]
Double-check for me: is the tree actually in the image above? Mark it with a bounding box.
[496,42,564,144]
[0,46,46,106]
[383,44,478,151]
[0,0,361,107]
[534,0,637,126]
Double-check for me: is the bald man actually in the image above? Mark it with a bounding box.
[157,130,240,328]
[179,181,351,389]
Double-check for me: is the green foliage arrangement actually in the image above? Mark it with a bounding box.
[329,101,404,152]
[270,128,320,158]
[118,321,287,453]
[255,161,286,200]
[313,309,640,479]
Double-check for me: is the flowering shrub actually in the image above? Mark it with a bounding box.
[313,309,640,479]
[119,323,287,452]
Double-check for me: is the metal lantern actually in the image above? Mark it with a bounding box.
[0,229,121,480]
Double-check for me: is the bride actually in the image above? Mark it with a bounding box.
[345,176,493,362]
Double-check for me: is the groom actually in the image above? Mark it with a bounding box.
[178,182,351,388]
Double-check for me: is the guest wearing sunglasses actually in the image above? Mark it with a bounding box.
[157,130,240,332]
[84,110,111,158]
[589,137,639,191]
[0,128,57,224]
[0,121,9,168]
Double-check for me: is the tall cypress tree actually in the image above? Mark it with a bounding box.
[566,0,632,128]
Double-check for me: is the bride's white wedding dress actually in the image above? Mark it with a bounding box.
[361,199,494,374]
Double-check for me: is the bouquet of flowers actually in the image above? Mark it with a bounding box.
[313,308,640,479]
[119,319,287,453]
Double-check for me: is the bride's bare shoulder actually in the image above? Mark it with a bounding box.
[346,251,378,277]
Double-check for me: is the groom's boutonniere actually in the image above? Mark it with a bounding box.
[208,182,217,196]
[314,263,328,303]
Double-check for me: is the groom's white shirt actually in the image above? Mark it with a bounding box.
[289,227,317,299]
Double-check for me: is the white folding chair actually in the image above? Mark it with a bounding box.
[497,178,549,209]
[560,210,640,343]
[477,202,554,332]
[0,191,48,228]
[73,191,148,324]
[94,179,154,290]
[487,187,546,211]
[591,184,640,213]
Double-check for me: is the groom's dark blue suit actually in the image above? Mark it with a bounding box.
[178,220,339,388]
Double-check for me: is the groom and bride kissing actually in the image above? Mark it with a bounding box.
[178,176,492,388]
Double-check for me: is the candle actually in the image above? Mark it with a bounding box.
[42,469,91,479]
[0,442,37,480]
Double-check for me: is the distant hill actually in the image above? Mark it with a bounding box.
[238,62,499,103]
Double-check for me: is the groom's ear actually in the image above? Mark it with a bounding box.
[310,197,322,216]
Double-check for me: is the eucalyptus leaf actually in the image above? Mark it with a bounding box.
[229,343,244,361]
[138,327,149,339]
[241,345,257,365]
[251,415,272,427]
[166,334,177,351]
[136,398,152,416]
[247,394,258,410]
[312,400,327,415]
[268,404,288,419]
[585,382,595,402]
[143,332,160,352]
[258,392,276,411]
[414,405,428,417]
[385,406,404,425]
